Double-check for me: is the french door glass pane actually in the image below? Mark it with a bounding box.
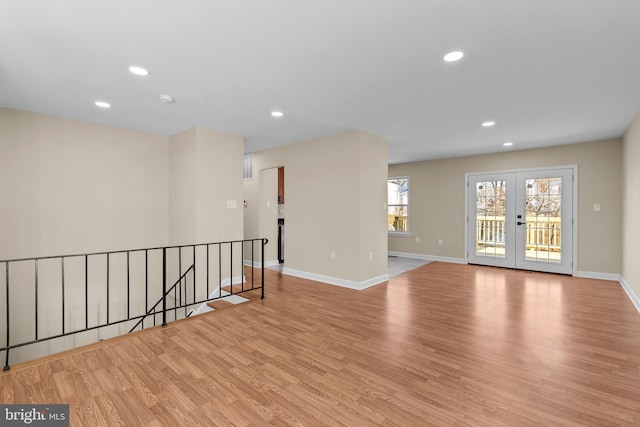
[475,180,506,258]
[524,177,562,263]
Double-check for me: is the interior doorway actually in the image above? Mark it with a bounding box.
[257,166,285,267]
[466,167,575,275]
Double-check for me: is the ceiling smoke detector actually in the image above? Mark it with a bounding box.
[159,94,175,103]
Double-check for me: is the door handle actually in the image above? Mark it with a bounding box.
[517,221,526,225]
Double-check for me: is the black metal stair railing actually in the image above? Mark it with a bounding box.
[0,238,268,371]
[127,262,195,334]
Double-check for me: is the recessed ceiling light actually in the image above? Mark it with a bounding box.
[482,121,496,127]
[94,101,111,109]
[444,51,464,62]
[503,142,514,147]
[271,111,284,117]
[129,66,149,76]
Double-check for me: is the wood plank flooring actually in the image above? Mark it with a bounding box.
[2,262,640,426]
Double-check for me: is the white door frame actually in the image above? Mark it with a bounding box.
[465,165,578,275]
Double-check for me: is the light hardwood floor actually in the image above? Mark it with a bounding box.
[1,262,640,426]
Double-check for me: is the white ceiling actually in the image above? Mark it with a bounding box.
[2,0,639,164]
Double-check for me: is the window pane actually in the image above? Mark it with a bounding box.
[524,176,562,263]
[475,180,506,258]
[243,153,253,180]
[388,178,408,204]
[388,205,408,231]
[388,177,409,232]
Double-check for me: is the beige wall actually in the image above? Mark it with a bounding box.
[194,127,244,243]
[0,109,244,258]
[0,107,170,363]
[169,126,245,290]
[0,109,246,364]
[169,127,244,245]
[358,131,389,280]
[244,130,388,286]
[622,112,640,303]
[169,128,197,244]
[389,139,623,275]
[0,107,169,259]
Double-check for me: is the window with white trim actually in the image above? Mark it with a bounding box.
[244,154,253,180]
[388,177,408,233]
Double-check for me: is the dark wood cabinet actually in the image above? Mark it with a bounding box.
[278,167,285,204]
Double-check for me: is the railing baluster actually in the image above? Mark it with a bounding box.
[34,260,39,341]
[127,251,130,320]
[85,255,88,330]
[218,244,222,299]
[178,247,182,313]
[192,245,196,313]
[106,253,110,325]
[145,250,148,315]
[261,239,265,299]
[230,242,233,295]
[206,244,210,299]
[4,262,10,371]
[174,269,178,322]
[162,248,167,327]
[251,240,255,289]
[61,257,65,335]
[241,242,244,292]
[185,247,190,318]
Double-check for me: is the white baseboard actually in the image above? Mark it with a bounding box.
[574,271,621,281]
[388,251,466,264]
[358,274,390,290]
[620,276,640,314]
[282,268,388,290]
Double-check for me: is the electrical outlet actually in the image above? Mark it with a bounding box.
[415,237,420,243]
[330,250,336,260]
[369,252,373,261]
[438,238,443,246]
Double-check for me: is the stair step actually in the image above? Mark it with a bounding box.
[207,300,234,310]
[240,289,263,300]
[220,285,261,295]
[203,288,262,313]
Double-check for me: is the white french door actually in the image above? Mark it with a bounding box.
[467,168,574,274]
